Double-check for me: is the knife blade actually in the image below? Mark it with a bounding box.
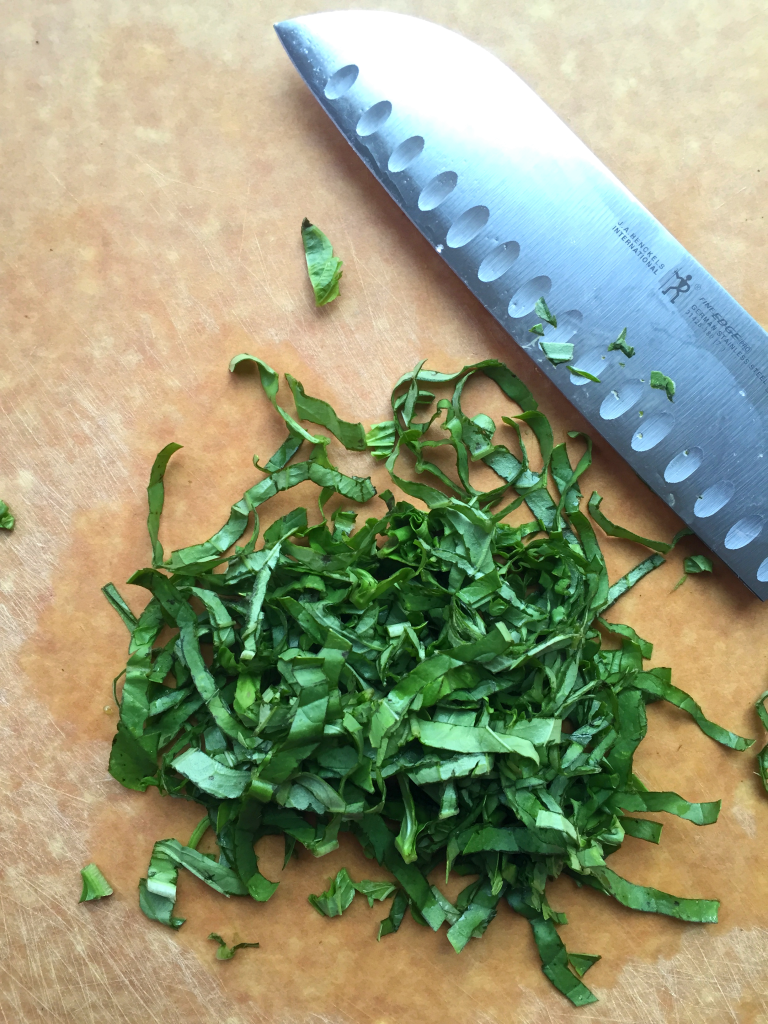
[275,10,768,598]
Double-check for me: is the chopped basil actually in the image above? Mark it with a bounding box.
[301,218,343,306]
[684,555,713,574]
[755,691,768,793]
[106,354,748,1006]
[0,500,14,530]
[674,553,714,590]
[650,370,675,401]
[79,863,113,902]
[534,296,557,327]
[566,366,601,382]
[608,328,634,358]
[529,297,558,340]
[308,868,396,917]
[308,868,356,917]
[208,933,259,960]
[540,341,574,365]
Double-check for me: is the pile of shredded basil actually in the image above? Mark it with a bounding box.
[104,355,752,1006]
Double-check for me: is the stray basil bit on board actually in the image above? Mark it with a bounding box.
[674,554,714,590]
[79,863,113,903]
[301,218,344,306]
[0,500,15,530]
[755,692,768,794]
[208,933,260,960]
[104,355,753,1007]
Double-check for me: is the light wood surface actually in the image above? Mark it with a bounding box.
[2,2,768,1022]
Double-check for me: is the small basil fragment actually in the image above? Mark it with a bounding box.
[608,328,634,358]
[308,868,356,918]
[0,500,15,530]
[534,296,557,327]
[540,341,574,366]
[301,218,343,306]
[566,366,601,382]
[684,555,713,574]
[755,690,768,794]
[79,863,113,902]
[208,932,259,960]
[674,554,714,590]
[650,370,675,401]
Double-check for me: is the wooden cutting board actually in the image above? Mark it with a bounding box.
[2,2,768,1021]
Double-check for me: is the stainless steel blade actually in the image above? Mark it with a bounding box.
[275,11,768,598]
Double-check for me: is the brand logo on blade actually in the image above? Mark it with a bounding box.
[660,269,694,305]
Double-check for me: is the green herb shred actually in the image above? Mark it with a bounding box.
[673,554,714,590]
[79,863,114,902]
[755,691,768,793]
[308,867,396,916]
[0,500,15,530]
[105,354,752,1006]
[566,366,601,383]
[650,371,675,401]
[528,297,558,345]
[607,328,634,359]
[301,218,343,306]
[540,342,574,366]
[208,932,260,960]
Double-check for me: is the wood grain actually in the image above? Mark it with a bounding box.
[1,1,767,1021]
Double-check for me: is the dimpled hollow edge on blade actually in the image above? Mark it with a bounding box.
[276,11,768,598]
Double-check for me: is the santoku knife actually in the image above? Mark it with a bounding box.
[275,11,768,598]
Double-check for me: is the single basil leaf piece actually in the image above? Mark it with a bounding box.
[187,817,210,851]
[152,839,248,896]
[447,878,503,952]
[607,328,634,358]
[378,889,409,939]
[613,789,720,825]
[140,842,185,928]
[301,218,343,306]
[602,553,666,610]
[171,749,251,799]
[674,553,714,590]
[353,879,397,907]
[650,370,675,401]
[366,420,397,459]
[286,374,366,450]
[619,816,663,844]
[540,341,574,365]
[579,866,718,923]
[101,583,138,633]
[79,863,114,902]
[758,744,768,793]
[756,690,768,732]
[138,877,185,929]
[208,932,260,960]
[566,366,601,382]
[534,296,557,327]
[589,492,673,554]
[508,890,597,1006]
[108,722,158,792]
[0,499,15,530]
[684,554,713,574]
[146,442,183,565]
[568,952,601,978]
[635,669,754,751]
[308,868,356,917]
